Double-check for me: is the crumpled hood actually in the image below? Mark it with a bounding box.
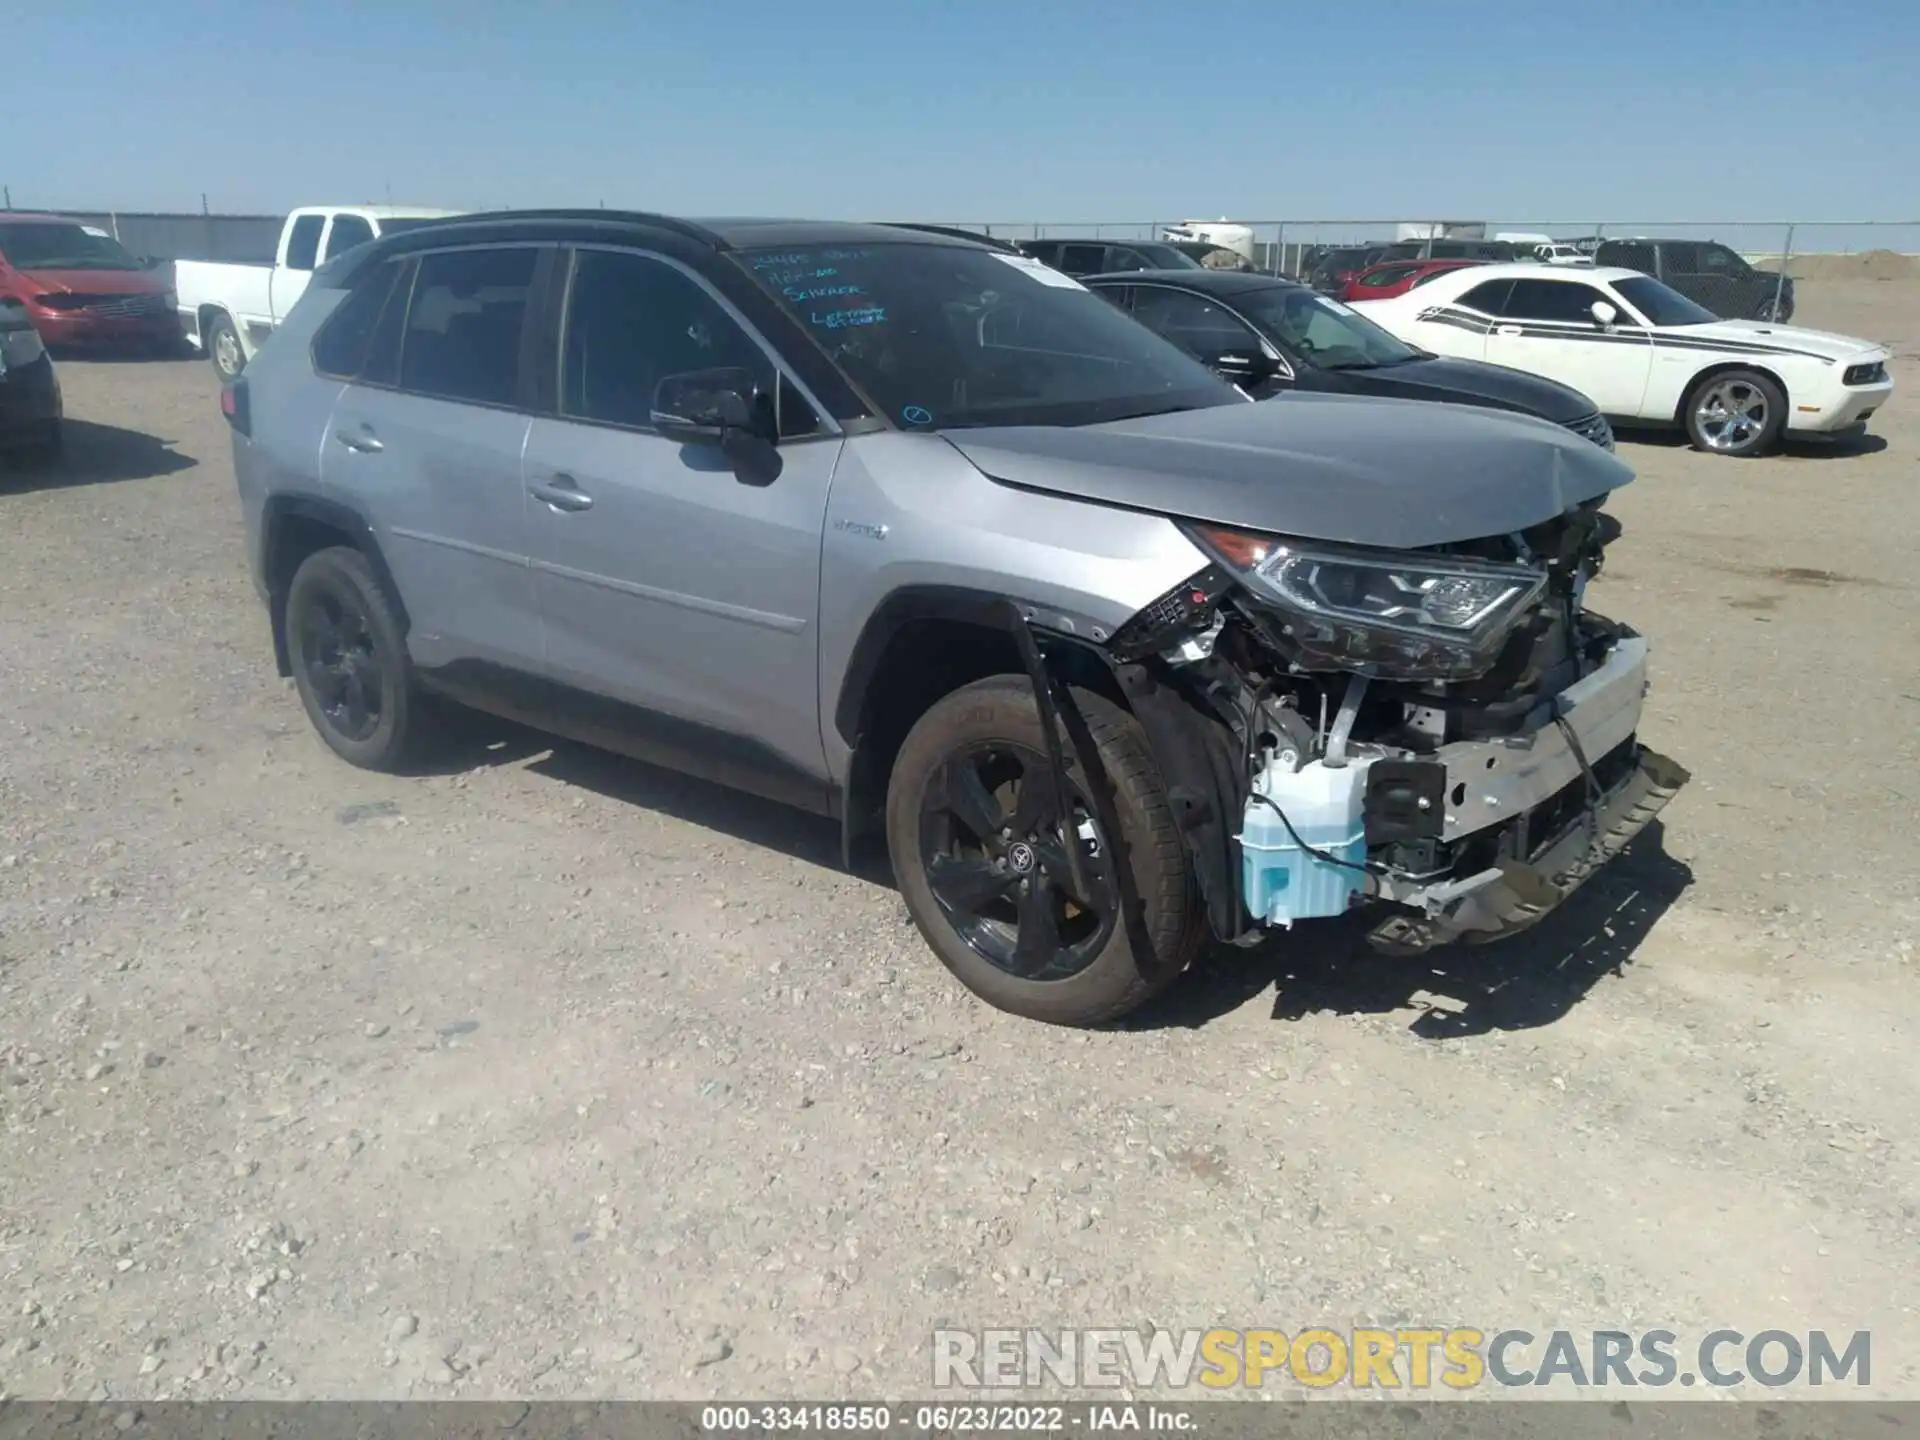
[1684,319,1888,362]
[941,392,1635,549]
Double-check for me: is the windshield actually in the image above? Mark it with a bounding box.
[1235,286,1422,370]
[1613,275,1719,327]
[0,221,142,271]
[738,242,1240,431]
[1132,244,1204,270]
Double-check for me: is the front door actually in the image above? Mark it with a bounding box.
[1127,284,1286,396]
[322,243,549,684]
[1481,276,1654,416]
[521,245,844,802]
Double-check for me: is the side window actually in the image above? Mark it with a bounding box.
[1103,246,1150,273]
[1504,279,1606,324]
[1661,242,1701,272]
[1021,241,1059,264]
[1607,242,1656,274]
[283,214,326,272]
[1410,267,1452,289]
[324,214,375,262]
[360,258,415,388]
[311,258,405,379]
[1455,279,1514,316]
[1128,287,1258,359]
[1058,244,1107,275]
[1699,243,1745,273]
[1091,284,1131,311]
[399,246,538,407]
[561,249,819,439]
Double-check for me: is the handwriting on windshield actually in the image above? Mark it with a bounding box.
[812,306,886,329]
[748,251,886,331]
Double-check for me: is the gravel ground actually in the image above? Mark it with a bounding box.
[1,279,1916,1403]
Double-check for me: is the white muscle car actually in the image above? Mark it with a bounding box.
[1348,262,1893,457]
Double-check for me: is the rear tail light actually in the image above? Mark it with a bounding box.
[221,379,251,438]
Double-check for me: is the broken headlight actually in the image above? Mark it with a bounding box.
[1184,523,1548,680]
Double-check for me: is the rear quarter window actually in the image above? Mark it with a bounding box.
[311,258,408,380]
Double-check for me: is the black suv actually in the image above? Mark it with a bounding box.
[1018,238,1203,276]
[1592,238,1794,322]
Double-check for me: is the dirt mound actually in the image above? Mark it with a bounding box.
[1783,248,1919,281]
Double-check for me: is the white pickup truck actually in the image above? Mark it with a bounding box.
[176,204,461,380]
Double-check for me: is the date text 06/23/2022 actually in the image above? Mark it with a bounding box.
[701,1404,1196,1433]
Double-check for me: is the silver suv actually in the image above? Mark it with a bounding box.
[227,211,1686,1027]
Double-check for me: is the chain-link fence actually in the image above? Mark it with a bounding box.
[14,205,1920,321]
[932,219,1920,320]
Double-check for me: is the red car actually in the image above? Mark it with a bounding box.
[1339,257,1488,303]
[0,213,181,354]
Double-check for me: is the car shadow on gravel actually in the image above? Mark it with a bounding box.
[1129,822,1694,1037]
[1614,426,1888,459]
[418,710,850,872]
[0,418,197,493]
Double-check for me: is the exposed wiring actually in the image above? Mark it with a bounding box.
[1551,697,1602,854]
[1246,791,1388,877]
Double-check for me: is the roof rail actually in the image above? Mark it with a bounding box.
[412,208,729,248]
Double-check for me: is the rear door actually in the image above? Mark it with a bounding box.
[322,243,551,687]
[1482,276,1653,415]
[519,245,844,800]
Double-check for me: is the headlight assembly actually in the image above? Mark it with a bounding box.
[1184,522,1548,680]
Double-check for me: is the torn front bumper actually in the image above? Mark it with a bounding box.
[1367,633,1689,952]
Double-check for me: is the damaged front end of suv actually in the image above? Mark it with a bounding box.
[1015,490,1686,964]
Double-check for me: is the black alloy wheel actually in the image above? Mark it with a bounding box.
[918,742,1114,982]
[298,585,385,743]
[885,675,1203,1026]
[284,546,421,771]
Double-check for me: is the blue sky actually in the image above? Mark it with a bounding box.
[10,0,1917,229]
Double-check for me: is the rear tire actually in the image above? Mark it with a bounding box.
[885,676,1204,1027]
[206,312,246,382]
[284,546,423,772]
[1683,368,1785,457]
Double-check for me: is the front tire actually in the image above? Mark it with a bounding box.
[885,676,1203,1027]
[206,312,246,382]
[285,546,422,772]
[1684,369,1785,457]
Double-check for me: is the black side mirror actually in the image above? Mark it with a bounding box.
[1209,350,1277,385]
[650,366,782,486]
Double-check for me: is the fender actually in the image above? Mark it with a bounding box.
[832,583,1118,748]
[835,584,1247,944]
[259,492,410,676]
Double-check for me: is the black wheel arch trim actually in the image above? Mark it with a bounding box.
[260,492,409,678]
[835,583,1247,943]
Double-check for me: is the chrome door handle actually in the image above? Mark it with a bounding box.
[335,429,384,453]
[530,476,593,513]
[1495,325,1522,336]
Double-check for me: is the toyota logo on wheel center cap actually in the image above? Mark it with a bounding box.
[1007,842,1037,874]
